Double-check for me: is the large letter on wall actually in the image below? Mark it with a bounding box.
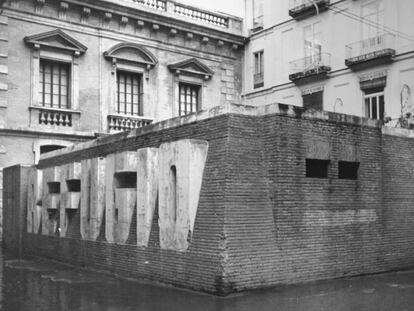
[27,168,43,234]
[159,139,208,251]
[59,162,81,237]
[105,152,137,244]
[80,157,106,241]
[136,148,158,247]
[42,166,61,235]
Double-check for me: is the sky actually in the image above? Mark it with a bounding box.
[177,0,244,17]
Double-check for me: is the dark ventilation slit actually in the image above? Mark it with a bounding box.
[170,165,177,223]
[306,159,330,178]
[48,182,60,194]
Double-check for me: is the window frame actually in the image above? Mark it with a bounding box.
[116,70,143,116]
[39,58,71,109]
[364,90,385,120]
[303,21,322,64]
[361,0,384,40]
[253,50,264,89]
[178,82,201,116]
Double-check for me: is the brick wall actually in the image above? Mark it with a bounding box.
[222,113,386,291]
[24,115,232,295]
[381,133,414,269]
[5,105,414,295]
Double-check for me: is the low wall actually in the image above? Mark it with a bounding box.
[4,103,414,295]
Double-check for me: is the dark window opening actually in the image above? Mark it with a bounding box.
[40,145,66,155]
[338,161,359,180]
[253,51,264,88]
[303,91,323,110]
[114,172,137,189]
[39,60,70,109]
[115,207,119,222]
[179,83,200,116]
[117,71,143,116]
[170,165,177,223]
[306,159,330,178]
[364,88,384,120]
[48,182,60,194]
[66,179,81,192]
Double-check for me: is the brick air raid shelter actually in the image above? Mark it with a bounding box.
[4,102,414,296]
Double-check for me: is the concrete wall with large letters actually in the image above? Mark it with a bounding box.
[4,103,414,295]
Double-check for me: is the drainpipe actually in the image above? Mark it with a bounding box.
[307,0,319,15]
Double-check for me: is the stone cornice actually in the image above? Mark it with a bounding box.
[7,0,246,47]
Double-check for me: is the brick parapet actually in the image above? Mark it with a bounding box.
[39,103,383,166]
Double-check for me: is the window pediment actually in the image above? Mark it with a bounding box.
[104,43,158,69]
[24,29,87,56]
[168,58,214,80]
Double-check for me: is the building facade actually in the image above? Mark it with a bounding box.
[243,0,414,125]
[0,0,244,169]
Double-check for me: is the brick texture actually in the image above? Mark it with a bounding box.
[5,111,414,295]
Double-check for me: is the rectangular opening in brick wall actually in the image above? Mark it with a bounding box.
[114,172,137,189]
[338,161,359,180]
[47,182,60,194]
[306,159,330,178]
[66,179,81,192]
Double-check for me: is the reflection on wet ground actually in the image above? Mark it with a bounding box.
[1,248,414,311]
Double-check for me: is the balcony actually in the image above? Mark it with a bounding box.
[345,34,396,70]
[133,0,166,11]
[29,106,80,128]
[108,114,153,133]
[251,15,264,33]
[253,72,264,88]
[121,0,235,30]
[289,0,330,20]
[289,53,331,84]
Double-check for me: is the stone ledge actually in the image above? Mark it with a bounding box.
[39,102,384,162]
[382,126,414,138]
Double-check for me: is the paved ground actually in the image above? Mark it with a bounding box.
[1,248,414,310]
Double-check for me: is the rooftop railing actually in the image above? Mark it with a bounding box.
[132,0,166,11]
[345,33,396,66]
[289,53,331,81]
[128,0,230,28]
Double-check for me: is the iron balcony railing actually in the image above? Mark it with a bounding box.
[345,33,396,65]
[289,0,330,18]
[252,15,264,31]
[253,72,264,87]
[289,52,331,81]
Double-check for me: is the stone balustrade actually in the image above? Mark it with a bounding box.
[132,0,166,11]
[127,0,230,28]
[30,107,78,127]
[108,114,153,132]
[173,3,228,28]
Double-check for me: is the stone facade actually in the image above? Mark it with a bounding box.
[0,0,244,170]
[0,0,244,239]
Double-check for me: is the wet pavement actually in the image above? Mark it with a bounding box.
[1,248,414,311]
